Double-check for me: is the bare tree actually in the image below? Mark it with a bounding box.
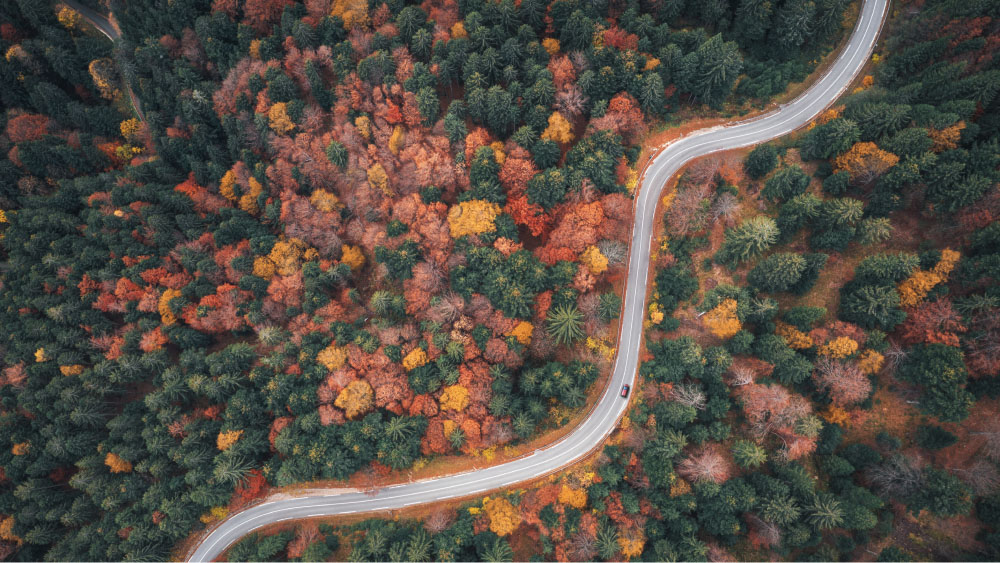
[972,421,1000,462]
[953,460,1000,496]
[866,454,923,498]
[598,240,629,266]
[711,192,741,224]
[686,157,722,187]
[728,365,755,387]
[568,530,597,561]
[678,444,732,484]
[362,466,381,497]
[745,513,782,548]
[670,383,707,410]
[429,292,465,324]
[424,509,455,533]
[884,339,908,372]
[556,85,589,117]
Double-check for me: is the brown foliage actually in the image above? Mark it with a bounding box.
[677,443,732,484]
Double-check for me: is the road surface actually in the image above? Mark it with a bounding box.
[63,0,145,121]
[179,0,887,558]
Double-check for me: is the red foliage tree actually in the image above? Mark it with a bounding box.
[242,0,295,34]
[6,114,49,143]
[603,26,639,51]
[898,298,967,347]
[183,284,252,333]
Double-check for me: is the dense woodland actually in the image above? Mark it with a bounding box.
[1,0,997,560]
[224,0,1000,561]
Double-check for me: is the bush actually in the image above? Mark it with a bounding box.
[762,166,811,202]
[897,344,974,422]
[823,170,850,195]
[915,424,957,450]
[717,216,779,265]
[744,144,779,179]
[747,252,806,293]
[783,306,827,331]
[840,443,882,469]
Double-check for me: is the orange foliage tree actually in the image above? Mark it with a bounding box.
[104,452,132,473]
[704,299,741,339]
[834,142,899,184]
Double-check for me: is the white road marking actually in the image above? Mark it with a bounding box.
[188,1,888,559]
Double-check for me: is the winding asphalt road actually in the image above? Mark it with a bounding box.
[63,0,145,121]
[181,0,887,558]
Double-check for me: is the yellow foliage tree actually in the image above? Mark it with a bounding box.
[447,200,501,238]
[239,177,264,215]
[120,118,142,143]
[0,516,20,545]
[309,189,344,213]
[219,169,237,201]
[331,0,368,30]
[487,141,506,166]
[200,506,229,524]
[60,365,84,376]
[580,245,609,275]
[105,452,133,473]
[367,162,391,197]
[933,248,960,276]
[219,170,236,201]
[334,380,374,419]
[341,244,365,270]
[669,478,691,497]
[618,528,645,559]
[88,58,118,99]
[57,6,81,29]
[355,115,372,140]
[268,238,306,276]
[857,349,884,375]
[704,299,741,339]
[439,385,470,411]
[586,337,616,361]
[834,142,899,184]
[643,57,660,71]
[216,430,243,451]
[897,249,959,307]
[822,405,850,426]
[541,112,574,144]
[11,442,29,456]
[558,485,587,509]
[508,321,534,345]
[774,321,813,350]
[929,122,964,152]
[249,39,262,59]
[317,344,347,371]
[252,256,277,279]
[159,288,182,324]
[402,348,428,371]
[818,336,858,359]
[34,348,47,363]
[268,102,295,134]
[389,126,405,156]
[647,302,664,326]
[542,37,560,55]
[482,497,521,536]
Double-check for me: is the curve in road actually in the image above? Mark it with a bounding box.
[187,0,888,558]
[63,0,145,121]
